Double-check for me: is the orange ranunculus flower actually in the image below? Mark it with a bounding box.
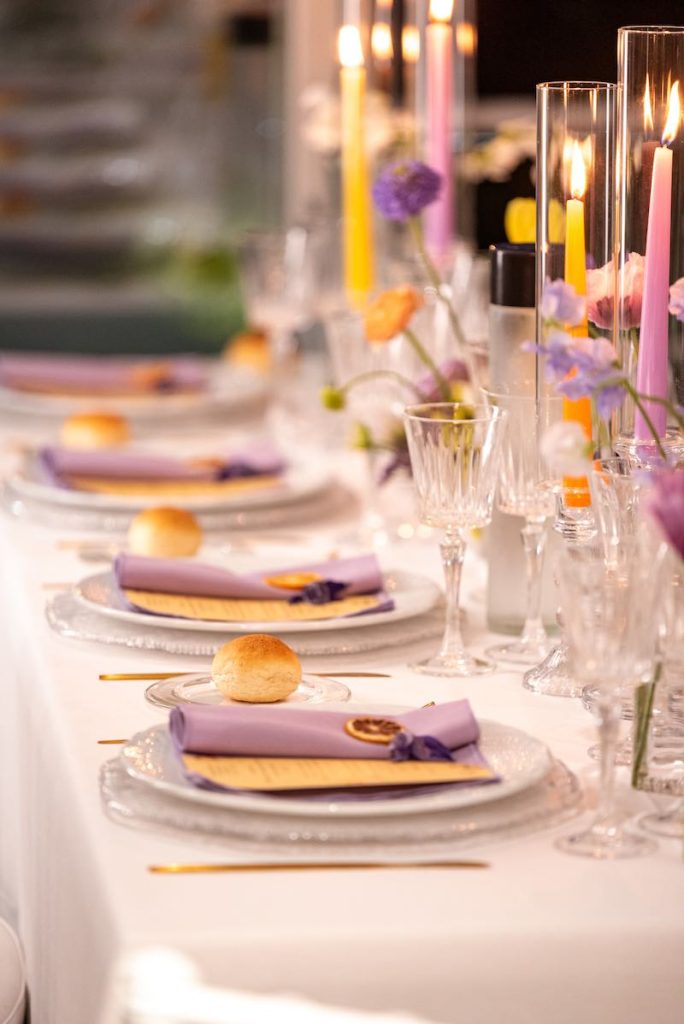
[364,285,423,343]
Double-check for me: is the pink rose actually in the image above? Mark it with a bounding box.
[586,252,643,330]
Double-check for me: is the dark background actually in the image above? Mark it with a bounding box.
[477,1,682,95]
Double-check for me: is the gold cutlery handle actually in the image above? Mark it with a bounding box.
[149,860,489,873]
[99,671,392,681]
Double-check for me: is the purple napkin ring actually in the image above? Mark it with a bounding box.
[288,579,348,606]
[389,731,456,763]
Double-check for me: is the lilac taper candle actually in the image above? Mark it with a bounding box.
[424,0,454,259]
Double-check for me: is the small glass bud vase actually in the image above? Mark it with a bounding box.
[614,26,684,462]
[535,81,617,541]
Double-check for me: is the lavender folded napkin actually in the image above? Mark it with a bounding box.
[0,352,206,395]
[114,552,393,614]
[37,442,285,489]
[170,700,479,760]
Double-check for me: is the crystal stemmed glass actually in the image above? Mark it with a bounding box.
[403,403,506,676]
[483,389,562,665]
[555,536,667,859]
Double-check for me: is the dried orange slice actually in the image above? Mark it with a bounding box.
[264,572,322,591]
[344,717,404,745]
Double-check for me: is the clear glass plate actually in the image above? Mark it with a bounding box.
[74,568,440,634]
[144,672,351,710]
[46,590,445,656]
[100,757,581,851]
[118,721,553,819]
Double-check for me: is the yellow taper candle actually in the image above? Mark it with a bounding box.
[563,141,592,507]
[339,25,375,307]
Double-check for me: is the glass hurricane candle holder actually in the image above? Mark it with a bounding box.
[615,27,684,460]
[536,81,617,542]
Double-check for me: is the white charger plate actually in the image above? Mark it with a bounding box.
[144,673,351,710]
[74,567,440,634]
[12,454,331,513]
[119,719,552,819]
[0,362,268,421]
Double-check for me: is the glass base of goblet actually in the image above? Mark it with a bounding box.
[639,802,684,839]
[485,636,551,666]
[411,651,495,678]
[522,644,583,698]
[582,684,634,719]
[614,428,684,467]
[555,824,657,859]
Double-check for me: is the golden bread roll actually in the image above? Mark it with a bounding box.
[127,506,203,558]
[211,634,301,703]
[223,328,272,374]
[60,411,131,449]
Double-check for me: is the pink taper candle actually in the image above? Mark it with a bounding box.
[424,0,453,259]
[635,81,680,440]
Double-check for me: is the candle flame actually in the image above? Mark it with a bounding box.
[570,140,587,200]
[402,25,421,63]
[338,25,364,68]
[371,22,393,61]
[456,22,477,56]
[429,0,454,23]
[662,80,681,146]
[643,75,654,132]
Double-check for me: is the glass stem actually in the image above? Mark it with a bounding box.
[438,531,467,659]
[594,698,622,830]
[520,520,547,645]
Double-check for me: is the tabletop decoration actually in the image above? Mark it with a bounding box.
[424,0,455,260]
[614,27,684,457]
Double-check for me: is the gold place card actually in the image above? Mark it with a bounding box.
[64,475,281,498]
[182,754,495,791]
[124,589,381,622]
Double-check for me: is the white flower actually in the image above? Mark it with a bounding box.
[540,421,593,476]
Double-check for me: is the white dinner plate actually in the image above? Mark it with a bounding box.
[0,362,268,421]
[74,567,441,634]
[11,454,331,513]
[144,673,351,710]
[119,719,552,819]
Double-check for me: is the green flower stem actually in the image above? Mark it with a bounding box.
[402,327,451,401]
[407,217,476,382]
[623,379,669,461]
[340,369,425,402]
[631,669,659,789]
[633,392,684,432]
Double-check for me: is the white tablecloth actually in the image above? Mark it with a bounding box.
[0,477,682,1024]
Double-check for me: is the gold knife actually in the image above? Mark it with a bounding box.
[149,860,489,874]
[99,671,392,681]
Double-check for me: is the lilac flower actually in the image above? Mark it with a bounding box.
[647,468,684,560]
[372,160,442,221]
[524,330,577,383]
[669,277,684,322]
[540,279,586,327]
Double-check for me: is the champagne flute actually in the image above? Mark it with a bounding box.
[403,402,506,676]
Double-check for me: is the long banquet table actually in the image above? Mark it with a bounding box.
[0,459,682,1024]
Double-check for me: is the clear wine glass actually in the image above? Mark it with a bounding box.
[555,536,667,859]
[403,402,506,676]
[483,389,562,664]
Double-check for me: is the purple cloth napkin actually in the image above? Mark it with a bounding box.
[37,442,285,489]
[171,700,478,759]
[0,352,206,394]
[169,699,495,798]
[114,552,394,616]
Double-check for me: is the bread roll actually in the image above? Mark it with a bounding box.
[60,411,130,449]
[223,328,271,374]
[127,506,203,558]
[211,634,301,703]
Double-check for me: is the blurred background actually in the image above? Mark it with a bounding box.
[0,0,679,355]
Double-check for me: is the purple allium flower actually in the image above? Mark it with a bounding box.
[669,277,684,322]
[647,468,684,561]
[372,160,442,221]
[540,278,586,327]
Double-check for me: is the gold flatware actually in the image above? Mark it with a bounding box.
[421,701,436,708]
[149,859,489,874]
[99,670,392,681]
[97,738,128,745]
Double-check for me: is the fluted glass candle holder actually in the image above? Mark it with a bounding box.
[536,81,617,542]
[615,26,684,460]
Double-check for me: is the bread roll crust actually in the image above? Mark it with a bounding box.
[60,411,131,449]
[127,506,202,558]
[211,634,301,703]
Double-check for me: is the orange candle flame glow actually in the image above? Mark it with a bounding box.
[338,24,364,67]
[662,80,681,146]
[429,0,454,23]
[570,140,587,200]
